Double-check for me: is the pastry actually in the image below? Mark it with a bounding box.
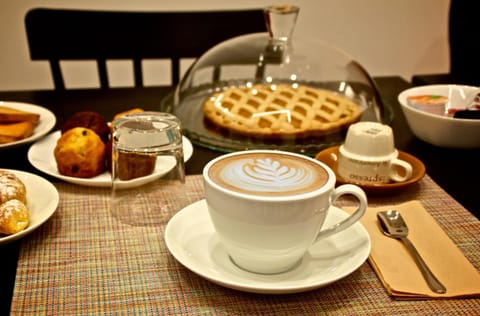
[406,95,448,116]
[0,105,40,124]
[0,170,27,205]
[203,84,362,138]
[105,137,113,174]
[54,127,106,178]
[0,121,37,144]
[0,170,29,235]
[105,108,145,173]
[108,108,156,180]
[0,106,40,144]
[112,108,144,122]
[407,95,447,107]
[61,111,110,143]
[0,199,29,235]
[116,151,157,180]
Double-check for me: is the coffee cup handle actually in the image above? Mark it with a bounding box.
[389,159,413,182]
[313,184,367,242]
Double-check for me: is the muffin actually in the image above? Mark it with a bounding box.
[54,127,106,178]
[116,151,157,180]
[61,111,110,143]
[104,108,145,173]
[108,108,156,180]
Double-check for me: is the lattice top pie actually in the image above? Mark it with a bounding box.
[203,84,362,138]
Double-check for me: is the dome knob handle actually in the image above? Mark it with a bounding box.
[264,5,299,43]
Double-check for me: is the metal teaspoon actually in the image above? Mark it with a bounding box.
[377,210,447,294]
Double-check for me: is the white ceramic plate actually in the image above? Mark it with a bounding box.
[165,200,371,294]
[0,169,59,244]
[0,101,56,149]
[27,130,194,187]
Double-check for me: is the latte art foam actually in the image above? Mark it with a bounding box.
[209,153,329,196]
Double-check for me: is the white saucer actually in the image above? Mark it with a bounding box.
[0,101,56,150]
[165,200,371,294]
[27,130,193,187]
[0,169,59,244]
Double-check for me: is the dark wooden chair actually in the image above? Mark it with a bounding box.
[25,8,266,90]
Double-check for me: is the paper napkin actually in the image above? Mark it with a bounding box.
[357,200,480,299]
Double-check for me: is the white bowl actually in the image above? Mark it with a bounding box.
[398,84,480,148]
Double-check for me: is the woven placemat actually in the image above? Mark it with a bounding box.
[11,175,480,315]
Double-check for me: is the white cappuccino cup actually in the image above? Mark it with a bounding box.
[337,122,413,185]
[203,150,367,274]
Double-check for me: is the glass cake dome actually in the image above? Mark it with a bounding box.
[169,5,392,156]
